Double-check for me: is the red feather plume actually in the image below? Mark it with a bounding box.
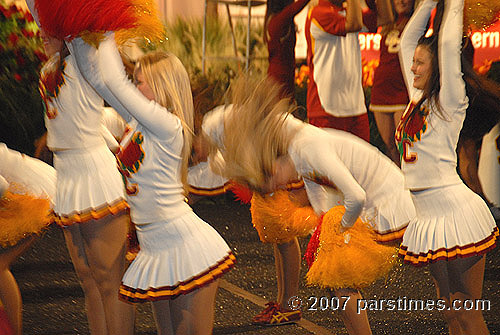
[228,181,253,204]
[303,215,324,269]
[35,0,137,40]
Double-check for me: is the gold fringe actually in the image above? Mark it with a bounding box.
[0,191,52,249]
[307,206,398,290]
[250,190,319,243]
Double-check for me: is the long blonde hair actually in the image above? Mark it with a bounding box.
[218,75,298,192]
[134,51,194,191]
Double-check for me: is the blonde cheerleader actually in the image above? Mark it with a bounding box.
[203,77,416,335]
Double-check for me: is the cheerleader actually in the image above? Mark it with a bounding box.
[0,143,56,335]
[396,0,498,333]
[25,3,135,333]
[203,77,416,335]
[73,34,235,334]
[202,104,316,325]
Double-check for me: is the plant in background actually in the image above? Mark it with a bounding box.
[141,16,268,90]
[0,1,46,155]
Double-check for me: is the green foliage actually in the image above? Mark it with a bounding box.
[0,1,46,154]
[141,16,268,91]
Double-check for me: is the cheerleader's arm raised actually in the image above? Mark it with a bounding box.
[97,35,183,139]
[68,37,133,124]
[399,0,436,98]
[438,0,467,112]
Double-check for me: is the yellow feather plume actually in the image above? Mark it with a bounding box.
[307,206,398,290]
[251,190,319,243]
[0,190,53,249]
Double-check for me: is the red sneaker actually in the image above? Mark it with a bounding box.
[252,301,279,324]
[253,302,301,326]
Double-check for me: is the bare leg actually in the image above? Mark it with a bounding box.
[170,280,219,335]
[276,239,301,308]
[79,212,135,335]
[449,256,489,335]
[333,288,372,335]
[0,237,35,335]
[373,111,401,166]
[429,256,489,335]
[273,243,284,304]
[64,212,134,335]
[151,300,174,335]
[429,261,463,334]
[63,224,108,334]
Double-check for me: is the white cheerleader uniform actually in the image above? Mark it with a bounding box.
[0,143,56,249]
[396,0,498,265]
[203,106,415,241]
[80,36,234,302]
[39,48,127,227]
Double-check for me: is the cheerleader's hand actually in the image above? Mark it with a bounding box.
[339,225,350,234]
[343,232,351,244]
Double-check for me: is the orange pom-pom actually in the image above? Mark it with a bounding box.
[306,206,397,290]
[0,190,53,249]
[250,190,319,243]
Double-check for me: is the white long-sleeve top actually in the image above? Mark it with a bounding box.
[396,0,467,189]
[203,107,405,228]
[75,36,191,224]
[0,143,56,205]
[41,52,108,150]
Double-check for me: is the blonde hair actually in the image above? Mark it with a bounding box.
[134,51,194,191]
[217,75,298,192]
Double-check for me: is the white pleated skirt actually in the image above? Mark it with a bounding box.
[400,182,498,266]
[187,161,230,196]
[53,144,128,226]
[363,182,416,242]
[119,211,235,302]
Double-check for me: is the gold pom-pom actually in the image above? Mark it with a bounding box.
[464,0,500,31]
[306,206,397,290]
[0,190,53,249]
[115,0,166,47]
[250,190,319,244]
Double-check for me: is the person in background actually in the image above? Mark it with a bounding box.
[265,0,310,100]
[368,0,414,165]
[305,0,393,142]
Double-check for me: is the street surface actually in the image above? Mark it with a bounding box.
[14,194,500,334]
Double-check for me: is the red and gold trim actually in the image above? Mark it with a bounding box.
[399,227,499,266]
[55,198,129,227]
[375,226,407,243]
[119,252,236,303]
[187,182,232,197]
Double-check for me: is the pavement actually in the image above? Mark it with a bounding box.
[14,194,500,334]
